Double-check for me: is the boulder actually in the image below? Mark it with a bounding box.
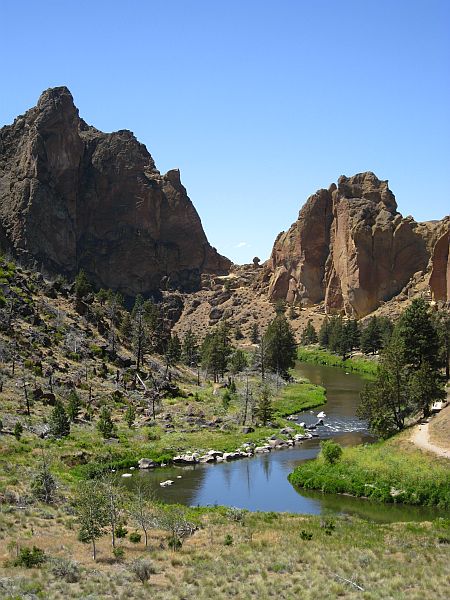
[138,458,157,469]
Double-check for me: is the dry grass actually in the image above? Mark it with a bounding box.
[0,504,449,599]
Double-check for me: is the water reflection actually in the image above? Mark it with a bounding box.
[122,363,446,522]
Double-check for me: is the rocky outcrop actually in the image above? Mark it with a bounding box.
[267,172,440,317]
[429,218,450,302]
[0,87,230,297]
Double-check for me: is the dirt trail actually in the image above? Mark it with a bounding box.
[411,403,450,459]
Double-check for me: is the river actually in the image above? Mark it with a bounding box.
[124,362,444,522]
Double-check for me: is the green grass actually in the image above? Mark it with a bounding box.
[274,381,326,417]
[297,346,378,375]
[289,433,450,509]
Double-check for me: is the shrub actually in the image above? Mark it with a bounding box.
[48,557,80,582]
[115,524,128,539]
[113,546,125,561]
[13,422,23,440]
[129,532,142,544]
[130,558,156,583]
[13,546,46,568]
[320,440,343,465]
[224,534,233,546]
[300,530,313,540]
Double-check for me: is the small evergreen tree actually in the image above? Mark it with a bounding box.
[263,314,297,378]
[66,390,81,422]
[301,320,318,345]
[97,406,116,439]
[48,402,70,438]
[13,421,23,440]
[74,270,92,299]
[229,349,248,375]
[181,329,199,367]
[250,323,260,344]
[165,334,182,370]
[254,385,273,426]
[318,318,330,348]
[361,317,382,355]
[124,404,136,428]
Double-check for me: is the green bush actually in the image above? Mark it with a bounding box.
[113,546,125,561]
[13,546,46,568]
[129,532,142,544]
[320,440,343,465]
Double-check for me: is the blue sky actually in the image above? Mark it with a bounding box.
[1,0,449,263]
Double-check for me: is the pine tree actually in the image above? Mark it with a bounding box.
[361,317,382,355]
[181,329,199,367]
[301,320,318,345]
[74,270,92,299]
[263,314,297,378]
[250,323,260,344]
[201,322,233,382]
[124,404,136,428]
[396,298,440,369]
[97,406,116,439]
[318,318,330,348]
[254,385,273,426]
[345,319,360,351]
[357,330,411,437]
[408,361,446,418]
[48,401,70,438]
[66,390,81,422]
[166,334,182,366]
[229,349,248,374]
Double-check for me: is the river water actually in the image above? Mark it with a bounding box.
[125,362,444,522]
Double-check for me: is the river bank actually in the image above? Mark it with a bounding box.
[289,430,450,509]
[297,347,378,376]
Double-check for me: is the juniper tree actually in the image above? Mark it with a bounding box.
[48,401,70,438]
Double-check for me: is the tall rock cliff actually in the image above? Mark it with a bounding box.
[0,87,230,297]
[429,217,450,303]
[266,172,445,317]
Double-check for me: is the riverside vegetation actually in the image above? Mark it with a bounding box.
[1,252,449,598]
[291,299,450,509]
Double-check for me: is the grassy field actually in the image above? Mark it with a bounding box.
[289,431,450,509]
[297,347,378,376]
[274,380,326,417]
[0,502,448,599]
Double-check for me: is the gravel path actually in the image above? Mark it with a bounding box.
[411,406,450,459]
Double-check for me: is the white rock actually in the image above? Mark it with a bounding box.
[122,473,132,478]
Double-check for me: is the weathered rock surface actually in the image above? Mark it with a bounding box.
[0,87,230,297]
[429,218,450,303]
[266,172,444,317]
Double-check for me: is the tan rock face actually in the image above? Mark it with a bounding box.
[0,87,230,297]
[266,172,435,317]
[429,220,450,302]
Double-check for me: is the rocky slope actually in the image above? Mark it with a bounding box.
[0,87,230,298]
[264,172,448,317]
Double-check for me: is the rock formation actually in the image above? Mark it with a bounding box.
[429,218,450,302]
[266,172,444,317]
[0,87,230,297]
